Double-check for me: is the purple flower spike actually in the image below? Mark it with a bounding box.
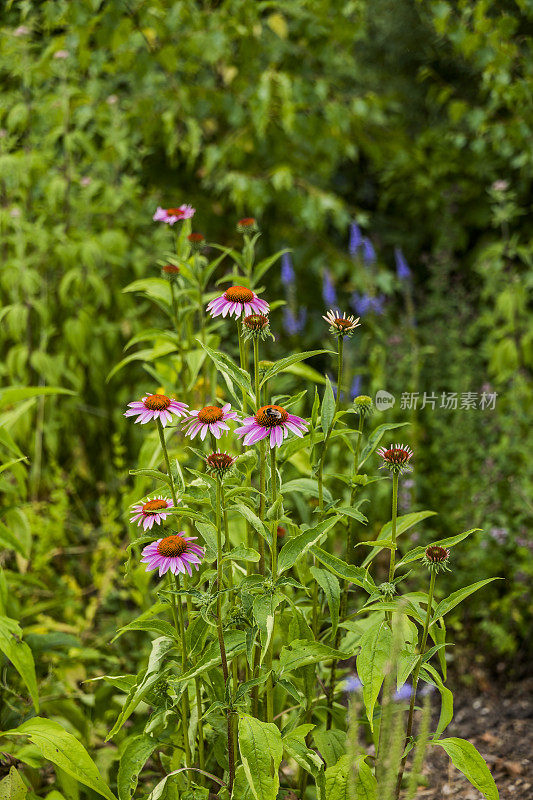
[395,247,411,280]
[349,222,364,256]
[281,253,296,285]
[322,270,337,306]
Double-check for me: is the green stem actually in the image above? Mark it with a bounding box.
[168,573,192,768]
[313,336,345,637]
[394,570,437,799]
[215,478,235,792]
[237,317,248,414]
[388,472,399,584]
[265,446,278,724]
[253,338,266,575]
[157,419,178,507]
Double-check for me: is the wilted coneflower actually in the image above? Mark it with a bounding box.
[181,403,240,441]
[130,496,176,530]
[323,309,361,338]
[124,394,189,427]
[242,313,273,342]
[237,217,258,233]
[206,286,269,319]
[153,204,195,225]
[235,404,308,448]
[377,443,414,474]
[205,451,237,480]
[423,545,451,573]
[141,534,204,577]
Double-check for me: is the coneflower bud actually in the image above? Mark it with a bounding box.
[187,232,205,252]
[353,395,373,417]
[258,359,274,378]
[378,582,396,599]
[161,264,180,282]
[242,313,274,342]
[205,451,237,480]
[276,525,286,539]
[237,217,258,233]
[423,545,451,573]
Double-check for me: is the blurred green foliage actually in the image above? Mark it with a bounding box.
[0,2,531,775]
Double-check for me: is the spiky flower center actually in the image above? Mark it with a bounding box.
[255,405,288,427]
[206,453,235,471]
[382,447,411,465]
[238,218,255,227]
[243,314,269,330]
[157,535,187,557]
[188,233,204,242]
[167,207,186,216]
[224,286,254,303]
[425,545,449,563]
[334,318,356,329]
[142,499,169,514]
[163,264,180,274]
[197,405,224,423]
[144,394,171,411]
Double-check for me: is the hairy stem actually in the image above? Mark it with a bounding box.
[168,573,192,768]
[157,419,178,507]
[265,446,278,724]
[394,570,437,799]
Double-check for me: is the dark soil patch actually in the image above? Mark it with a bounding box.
[418,677,533,799]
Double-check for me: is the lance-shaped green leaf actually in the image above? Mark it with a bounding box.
[356,618,392,730]
[313,729,346,769]
[321,375,336,434]
[0,767,26,800]
[1,718,116,800]
[279,639,350,674]
[281,478,333,505]
[106,637,175,739]
[176,631,246,683]
[253,593,283,662]
[223,546,260,563]
[352,754,377,800]
[128,468,172,487]
[112,617,177,643]
[324,754,349,800]
[432,738,499,800]
[231,503,272,547]
[238,714,283,800]
[421,663,453,737]
[311,547,374,589]
[0,616,39,711]
[310,567,340,638]
[361,511,437,568]
[106,342,178,382]
[357,422,410,470]
[254,248,290,283]
[431,579,501,622]
[199,340,253,399]
[259,350,332,387]
[117,735,156,800]
[283,725,323,778]
[397,528,481,567]
[278,518,337,574]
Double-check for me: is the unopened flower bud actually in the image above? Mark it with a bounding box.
[423,545,451,573]
[237,217,258,234]
[161,264,180,282]
[242,313,273,342]
[205,451,237,480]
[353,395,373,417]
[187,232,205,252]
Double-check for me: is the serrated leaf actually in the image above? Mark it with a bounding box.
[397,528,481,567]
[277,518,337,574]
[361,511,437,569]
[311,547,373,589]
[324,754,349,800]
[279,640,349,673]
[432,579,500,622]
[259,350,331,387]
[321,375,336,434]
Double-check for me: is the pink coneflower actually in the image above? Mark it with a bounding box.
[124,394,189,427]
[141,534,204,577]
[153,205,195,225]
[235,404,308,448]
[182,404,240,441]
[206,286,269,319]
[377,443,414,474]
[130,496,176,530]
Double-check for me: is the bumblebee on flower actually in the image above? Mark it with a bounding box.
[235,404,308,448]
